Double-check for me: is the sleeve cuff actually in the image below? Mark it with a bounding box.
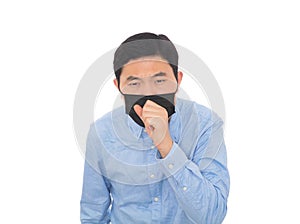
[157,142,188,176]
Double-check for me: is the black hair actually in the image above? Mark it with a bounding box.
[113,32,179,87]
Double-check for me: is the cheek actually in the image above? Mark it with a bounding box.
[118,78,128,92]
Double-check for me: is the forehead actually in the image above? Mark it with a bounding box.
[120,56,174,79]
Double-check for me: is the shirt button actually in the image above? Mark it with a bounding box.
[168,163,174,169]
[150,174,155,179]
[154,197,159,202]
[150,145,155,149]
[183,186,188,191]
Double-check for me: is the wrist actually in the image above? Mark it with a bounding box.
[157,134,173,158]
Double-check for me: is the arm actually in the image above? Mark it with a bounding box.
[160,118,230,224]
[80,125,112,224]
[134,100,229,223]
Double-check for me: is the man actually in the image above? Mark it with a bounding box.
[80,32,230,224]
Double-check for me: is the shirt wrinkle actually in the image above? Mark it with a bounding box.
[80,98,229,224]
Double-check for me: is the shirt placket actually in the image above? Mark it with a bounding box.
[146,148,162,223]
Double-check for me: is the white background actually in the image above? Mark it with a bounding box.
[1,1,299,223]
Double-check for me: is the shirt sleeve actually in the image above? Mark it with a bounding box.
[80,125,112,224]
[159,117,230,224]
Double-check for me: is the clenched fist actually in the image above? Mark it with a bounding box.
[134,100,173,158]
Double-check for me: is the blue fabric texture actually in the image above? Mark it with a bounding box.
[80,98,230,224]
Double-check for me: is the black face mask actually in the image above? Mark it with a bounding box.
[123,93,176,127]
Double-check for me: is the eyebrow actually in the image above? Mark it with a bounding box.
[126,72,166,81]
[152,72,166,78]
[126,76,141,81]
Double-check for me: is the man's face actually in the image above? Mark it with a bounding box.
[115,56,182,95]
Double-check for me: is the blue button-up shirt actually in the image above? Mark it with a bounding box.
[80,98,230,224]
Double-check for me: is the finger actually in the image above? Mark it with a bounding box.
[133,104,143,119]
[144,100,164,109]
[143,118,154,136]
[142,105,168,119]
[143,101,167,114]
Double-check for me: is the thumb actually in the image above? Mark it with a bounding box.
[133,104,143,119]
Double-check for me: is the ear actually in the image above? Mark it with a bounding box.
[113,78,119,90]
[177,71,183,86]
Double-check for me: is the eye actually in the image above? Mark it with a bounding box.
[128,81,140,87]
[155,79,166,84]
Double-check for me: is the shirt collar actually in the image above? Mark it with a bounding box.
[127,114,144,139]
